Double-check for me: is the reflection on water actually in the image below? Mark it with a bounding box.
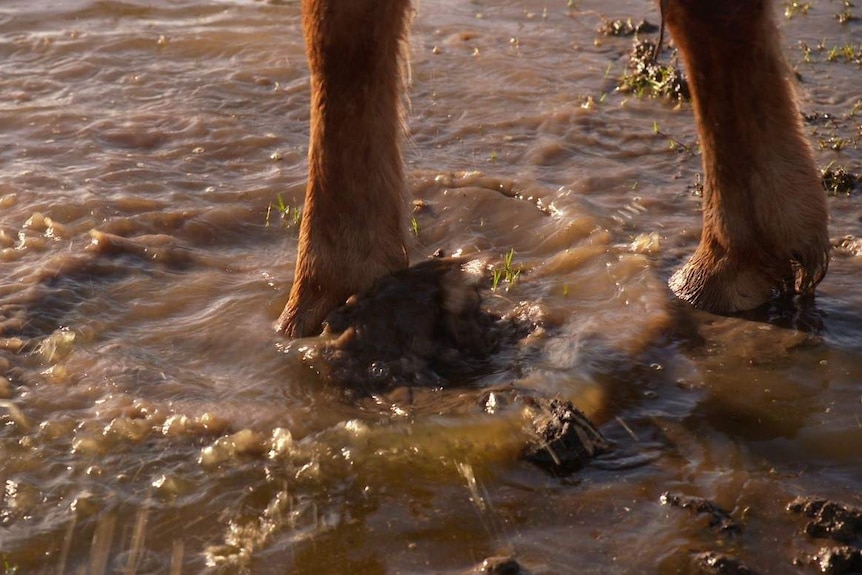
[0,0,860,573]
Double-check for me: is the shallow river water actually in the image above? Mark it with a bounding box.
[0,1,860,573]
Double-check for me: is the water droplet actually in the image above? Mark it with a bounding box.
[369,361,390,381]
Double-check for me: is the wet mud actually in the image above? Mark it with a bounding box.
[316,258,504,391]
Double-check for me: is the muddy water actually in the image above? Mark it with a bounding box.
[0,0,860,573]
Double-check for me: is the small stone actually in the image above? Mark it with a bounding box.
[787,496,862,543]
[521,398,608,475]
[814,546,862,575]
[661,492,742,533]
[694,551,756,575]
[479,556,524,575]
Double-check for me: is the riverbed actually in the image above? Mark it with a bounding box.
[0,1,860,573]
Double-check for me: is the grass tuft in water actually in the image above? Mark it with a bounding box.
[836,1,858,24]
[491,248,522,292]
[265,194,302,230]
[817,135,857,151]
[687,173,704,197]
[799,40,862,66]
[618,39,690,102]
[821,162,861,195]
[826,42,862,65]
[784,1,811,19]
[596,18,658,37]
[652,121,697,155]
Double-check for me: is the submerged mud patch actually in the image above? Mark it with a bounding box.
[316,257,504,391]
[281,257,610,476]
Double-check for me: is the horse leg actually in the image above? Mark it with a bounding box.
[277,0,411,337]
[665,0,829,312]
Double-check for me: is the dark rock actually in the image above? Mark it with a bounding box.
[477,556,526,575]
[694,551,756,575]
[661,492,742,533]
[812,546,862,575]
[520,398,608,475]
[787,497,862,543]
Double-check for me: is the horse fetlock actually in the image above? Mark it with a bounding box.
[670,217,829,314]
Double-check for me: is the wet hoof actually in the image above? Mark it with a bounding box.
[317,257,503,391]
[520,398,608,475]
[669,251,776,314]
[669,238,829,315]
[277,238,410,339]
[278,288,349,341]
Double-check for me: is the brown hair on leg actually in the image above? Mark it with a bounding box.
[277,0,412,337]
[665,0,829,312]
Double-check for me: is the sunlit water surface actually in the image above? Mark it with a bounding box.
[0,0,860,573]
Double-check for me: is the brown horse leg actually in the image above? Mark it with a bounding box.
[665,0,829,313]
[277,0,411,337]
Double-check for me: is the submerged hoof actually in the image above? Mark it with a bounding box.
[277,289,348,341]
[669,254,776,314]
[669,238,829,314]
